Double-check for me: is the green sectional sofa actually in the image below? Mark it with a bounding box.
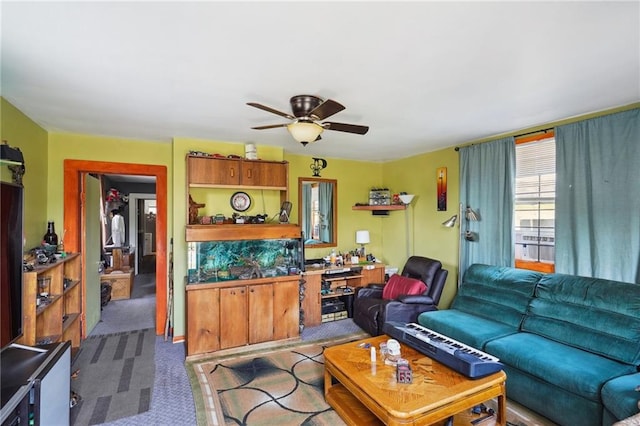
[417,264,640,426]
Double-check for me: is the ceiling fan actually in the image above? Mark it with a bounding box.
[247,95,369,146]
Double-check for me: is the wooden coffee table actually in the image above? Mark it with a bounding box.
[324,335,506,426]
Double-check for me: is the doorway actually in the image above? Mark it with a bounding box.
[63,160,167,338]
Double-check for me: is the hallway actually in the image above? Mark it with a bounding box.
[90,272,156,336]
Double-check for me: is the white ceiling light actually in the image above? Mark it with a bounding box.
[287,122,323,146]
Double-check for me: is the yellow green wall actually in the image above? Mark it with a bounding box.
[382,148,460,308]
[47,132,174,228]
[285,153,386,261]
[0,98,49,248]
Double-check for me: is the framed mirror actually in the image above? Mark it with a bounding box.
[298,177,337,248]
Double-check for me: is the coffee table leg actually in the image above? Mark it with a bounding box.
[324,367,332,395]
[497,382,506,426]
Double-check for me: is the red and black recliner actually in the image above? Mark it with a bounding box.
[353,256,448,336]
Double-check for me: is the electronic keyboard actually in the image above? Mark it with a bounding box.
[382,321,503,379]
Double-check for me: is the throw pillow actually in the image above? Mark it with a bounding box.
[382,274,427,300]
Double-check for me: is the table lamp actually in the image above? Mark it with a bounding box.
[356,230,370,258]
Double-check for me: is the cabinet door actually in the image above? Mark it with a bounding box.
[186,287,220,356]
[301,274,322,327]
[188,157,241,185]
[361,265,385,287]
[220,286,248,349]
[241,161,287,188]
[273,279,300,340]
[248,284,273,344]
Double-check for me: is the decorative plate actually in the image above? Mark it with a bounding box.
[230,191,251,212]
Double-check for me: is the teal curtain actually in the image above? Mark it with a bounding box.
[459,137,516,280]
[301,184,312,241]
[318,182,333,243]
[555,108,640,283]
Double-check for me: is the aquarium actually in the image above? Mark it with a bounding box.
[187,237,304,284]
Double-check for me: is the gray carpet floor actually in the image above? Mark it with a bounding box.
[84,273,361,425]
[71,328,156,425]
[82,273,196,426]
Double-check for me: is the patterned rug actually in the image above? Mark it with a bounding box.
[186,334,557,426]
[186,334,366,426]
[70,328,156,425]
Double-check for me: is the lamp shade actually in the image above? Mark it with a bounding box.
[355,230,370,244]
[398,194,415,205]
[287,122,323,143]
[442,215,457,227]
[465,206,480,221]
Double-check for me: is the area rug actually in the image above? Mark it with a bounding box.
[70,328,156,425]
[186,333,367,426]
[187,334,556,426]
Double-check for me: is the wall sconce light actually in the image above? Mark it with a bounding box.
[442,215,457,227]
[443,202,480,287]
[310,157,327,176]
[465,206,480,221]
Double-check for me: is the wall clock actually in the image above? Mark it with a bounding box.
[230,191,251,212]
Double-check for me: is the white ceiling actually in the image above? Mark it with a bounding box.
[2,1,639,162]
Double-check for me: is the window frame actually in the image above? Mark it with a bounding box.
[514,131,556,274]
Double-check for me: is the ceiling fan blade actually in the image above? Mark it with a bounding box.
[247,102,295,120]
[323,122,369,135]
[308,99,345,120]
[251,123,288,130]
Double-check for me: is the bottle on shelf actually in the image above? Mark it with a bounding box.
[330,249,336,266]
[43,221,58,247]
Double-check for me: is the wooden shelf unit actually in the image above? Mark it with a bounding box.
[185,223,301,242]
[21,253,83,350]
[185,154,304,357]
[301,263,385,327]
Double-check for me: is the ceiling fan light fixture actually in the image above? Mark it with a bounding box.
[287,122,323,145]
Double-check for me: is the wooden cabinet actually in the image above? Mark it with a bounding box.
[20,253,83,351]
[248,284,273,344]
[188,157,240,186]
[361,264,385,285]
[242,160,287,188]
[301,274,322,327]
[187,155,288,190]
[273,279,301,340]
[186,275,301,356]
[220,286,249,349]
[185,286,220,355]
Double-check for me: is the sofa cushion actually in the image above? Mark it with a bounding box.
[382,274,427,300]
[452,264,543,328]
[602,373,640,421]
[485,332,637,402]
[521,273,640,365]
[417,309,518,350]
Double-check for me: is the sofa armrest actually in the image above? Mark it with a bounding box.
[396,294,435,305]
[355,286,383,299]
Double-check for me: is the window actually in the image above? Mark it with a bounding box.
[514,133,556,273]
